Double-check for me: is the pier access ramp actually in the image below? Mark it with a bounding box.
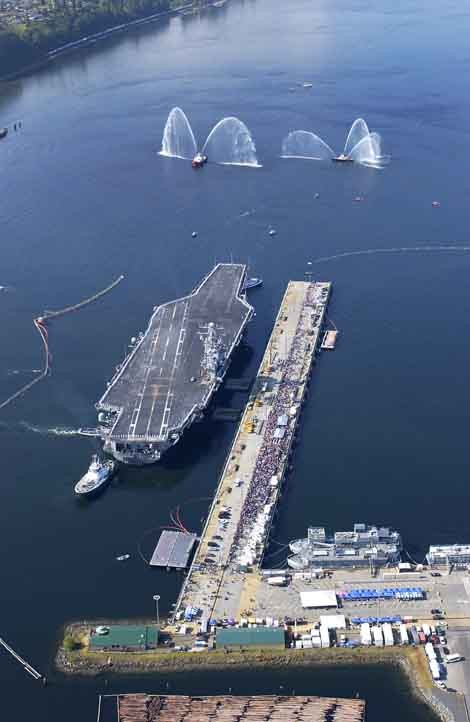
[98,264,253,445]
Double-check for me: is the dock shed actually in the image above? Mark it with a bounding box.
[216,627,285,650]
[89,625,159,652]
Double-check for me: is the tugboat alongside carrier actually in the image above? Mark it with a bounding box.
[74,455,116,496]
[96,264,253,465]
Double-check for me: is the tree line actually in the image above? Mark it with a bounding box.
[0,0,172,77]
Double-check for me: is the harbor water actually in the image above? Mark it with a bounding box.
[1,0,470,718]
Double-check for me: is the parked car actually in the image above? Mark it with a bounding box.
[95,626,109,636]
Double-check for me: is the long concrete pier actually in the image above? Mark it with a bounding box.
[174,280,331,624]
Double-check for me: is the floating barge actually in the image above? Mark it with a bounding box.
[150,531,197,569]
[321,329,338,350]
[97,265,253,465]
[101,694,365,722]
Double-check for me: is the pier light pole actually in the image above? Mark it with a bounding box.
[153,594,161,627]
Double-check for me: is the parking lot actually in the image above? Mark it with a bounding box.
[444,630,470,692]
[253,568,470,624]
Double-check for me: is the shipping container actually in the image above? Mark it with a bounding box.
[372,626,384,646]
[267,576,287,586]
[422,624,431,638]
[383,623,394,646]
[430,660,441,680]
[418,632,426,644]
[410,626,420,645]
[425,642,436,660]
[399,625,409,645]
[320,625,330,648]
[360,623,372,646]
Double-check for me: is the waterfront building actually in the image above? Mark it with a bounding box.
[89,625,159,652]
[215,627,285,650]
[426,544,470,567]
[288,523,402,570]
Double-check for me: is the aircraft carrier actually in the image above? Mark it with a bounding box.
[96,264,253,465]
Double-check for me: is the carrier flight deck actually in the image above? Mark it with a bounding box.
[97,264,253,464]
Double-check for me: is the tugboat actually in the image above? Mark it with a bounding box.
[243,277,263,291]
[332,153,354,163]
[0,128,8,140]
[192,152,208,168]
[74,454,116,496]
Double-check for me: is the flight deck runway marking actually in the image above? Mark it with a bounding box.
[162,336,170,361]
[145,304,184,438]
[157,301,189,438]
[129,309,165,437]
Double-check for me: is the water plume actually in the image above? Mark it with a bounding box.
[159,108,260,167]
[343,117,371,157]
[160,107,197,160]
[349,131,384,167]
[202,117,260,167]
[281,117,388,168]
[281,130,334,160]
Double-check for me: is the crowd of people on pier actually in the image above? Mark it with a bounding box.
[231,286,327,568]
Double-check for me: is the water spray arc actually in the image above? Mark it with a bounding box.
[159,107,261,167]
[282,117,388,168]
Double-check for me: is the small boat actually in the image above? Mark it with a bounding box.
[332,154,354,163]
[0,128,8,140]
[116,554,130,561]
[243,277,263,291]
[74,454,115,496]
[192,152,208,168]
[303,82,313,88]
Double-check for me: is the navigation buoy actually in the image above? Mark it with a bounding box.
[269,228,276,237]
[314,193,320,199]
[192,231,198,238]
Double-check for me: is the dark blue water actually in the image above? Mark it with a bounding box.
[1,0,469,718]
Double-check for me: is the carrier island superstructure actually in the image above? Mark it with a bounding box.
[96,264,253,465]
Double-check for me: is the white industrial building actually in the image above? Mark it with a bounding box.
[300,590,338,609]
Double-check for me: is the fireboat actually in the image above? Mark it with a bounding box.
[192,152,208,168]
[332,154,354,163]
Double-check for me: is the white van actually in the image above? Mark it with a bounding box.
[445,653,464,663]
